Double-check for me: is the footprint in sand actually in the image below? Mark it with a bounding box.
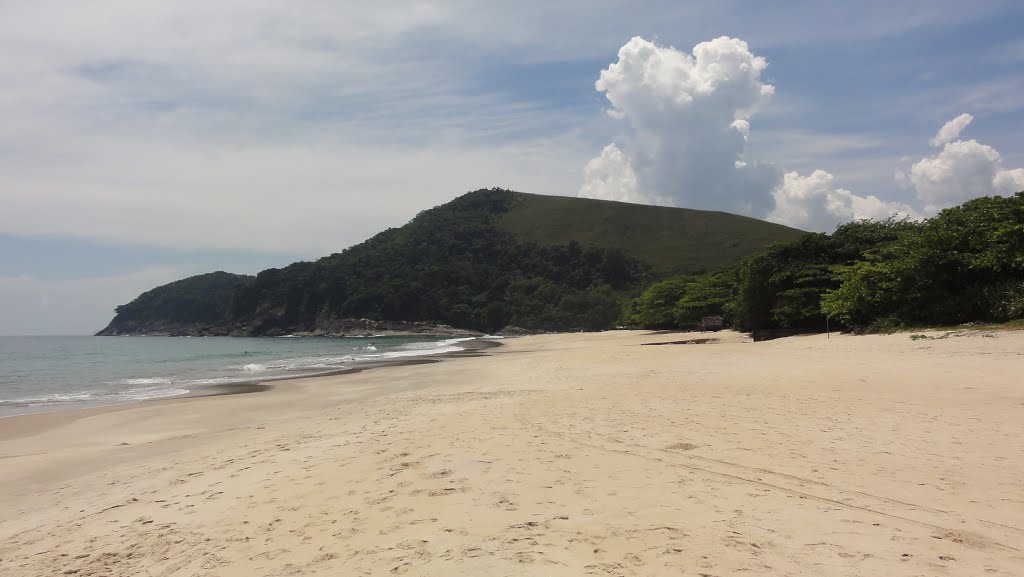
[494,495,518,511]
[396,539,428,550]
[428,487,466,497]
[390,561,413,574]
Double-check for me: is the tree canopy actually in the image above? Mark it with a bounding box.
[629,193,1024,333]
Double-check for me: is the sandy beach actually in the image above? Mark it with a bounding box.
[1,329,1022,576]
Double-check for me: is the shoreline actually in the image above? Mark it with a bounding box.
[178,336,503,398]
[2,330,1022,576]
[0,337,503,436]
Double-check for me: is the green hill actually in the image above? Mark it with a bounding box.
[97,188,806,335]
[499,193,804,276]
[96,271,253,335]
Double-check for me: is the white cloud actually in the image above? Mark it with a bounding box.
[909,140,1002,211]
[578,35,928,232]
[731,119,751,140]
[929,113,973,147]
[0,1,596,255]
[0,135,588,255]
[768,170,921,232]
[994,168,1024,193]
[578,36,778,215]
[577,144,649,205]
[0,267,186,335]
[903,114,1024,213]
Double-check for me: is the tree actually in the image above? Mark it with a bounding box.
[822,192,1024,329]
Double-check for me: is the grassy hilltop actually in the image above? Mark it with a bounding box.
[499,193,801,277]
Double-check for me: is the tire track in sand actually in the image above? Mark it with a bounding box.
[512,411,1023,554]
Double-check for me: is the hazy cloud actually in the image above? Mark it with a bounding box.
[1,136,588,255]
[0,267,186,335]
[0,1,595,256]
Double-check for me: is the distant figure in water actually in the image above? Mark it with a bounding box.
[244,351,248,355]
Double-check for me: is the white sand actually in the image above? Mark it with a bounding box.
[1,329,1023,576]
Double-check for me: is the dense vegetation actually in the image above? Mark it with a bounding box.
[628,192,1024,333]
[822,193,1024,329]
[100,189,799,335]
[229,190,647,333]
[107,271,252,325]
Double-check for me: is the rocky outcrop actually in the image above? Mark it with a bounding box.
[95,320,236,337]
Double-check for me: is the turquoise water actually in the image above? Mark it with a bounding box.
[0,335,480,417]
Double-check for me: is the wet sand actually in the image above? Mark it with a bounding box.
[1,329,1022,576]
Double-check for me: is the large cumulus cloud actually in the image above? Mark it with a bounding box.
[579,36,778,216]
[580,36,918,231]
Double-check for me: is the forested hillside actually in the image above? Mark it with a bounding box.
[227,190,647,333]
[97,272,252,335]
[628,192,1024,333]
[97,188,803,335]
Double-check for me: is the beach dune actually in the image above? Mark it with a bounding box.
[1,330,1023,576]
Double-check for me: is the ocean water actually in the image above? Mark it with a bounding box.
[0,335,484,417]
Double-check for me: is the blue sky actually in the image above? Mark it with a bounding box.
[2,1,1023,334]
